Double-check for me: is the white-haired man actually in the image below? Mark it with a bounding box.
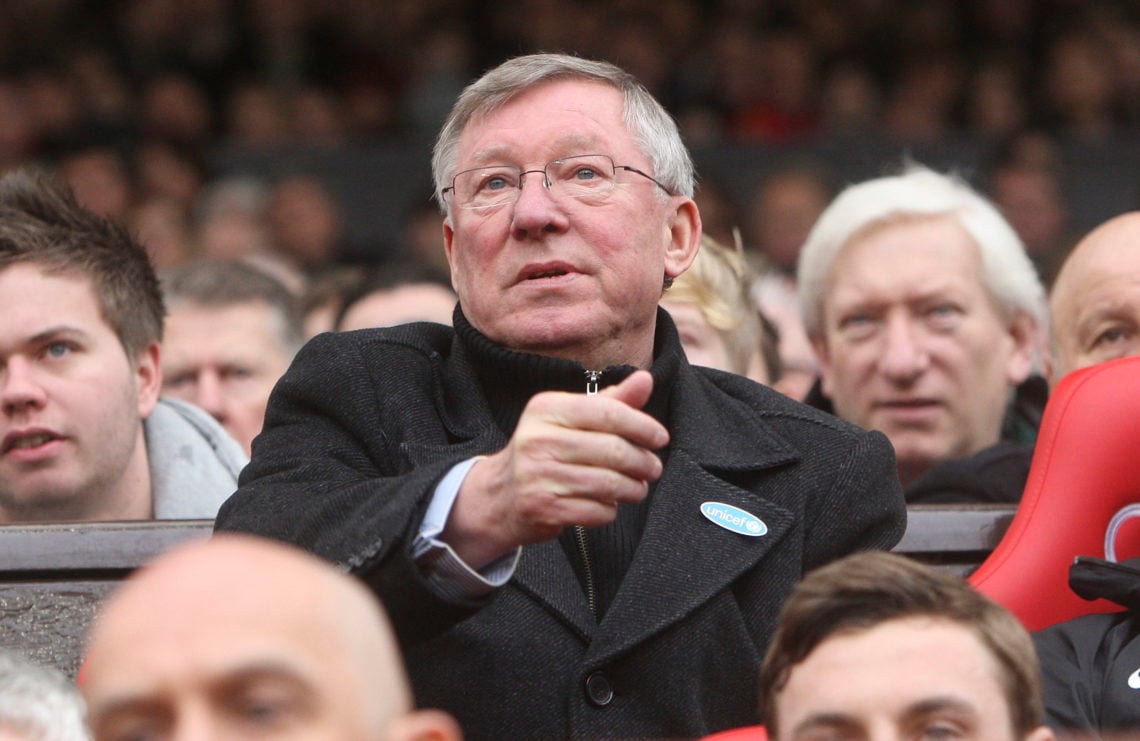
[799,165,1047,503]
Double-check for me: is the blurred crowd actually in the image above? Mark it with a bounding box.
[0,0,1135,291]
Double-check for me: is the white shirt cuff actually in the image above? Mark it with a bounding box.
[412,457,520,599]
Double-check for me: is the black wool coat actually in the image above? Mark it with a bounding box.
[216,312,906,740]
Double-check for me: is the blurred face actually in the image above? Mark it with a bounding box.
[162,301,293,455]
[774,617,1043,741]
[1050,216,1140,382]
[83,547,397,740]
[0,264,158,521]
[338,284,456,331]
[443,79,700,369]
[816,217,1034,485]
[661,299,736,373]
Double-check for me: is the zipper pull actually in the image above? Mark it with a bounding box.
[585,370,602,396]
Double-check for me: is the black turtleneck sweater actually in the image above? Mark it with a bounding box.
[454,307,681,618]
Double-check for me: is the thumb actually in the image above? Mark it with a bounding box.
[599,369,654,410]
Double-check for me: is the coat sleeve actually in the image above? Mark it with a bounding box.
[214,331,495,642]
[802,427,908,570]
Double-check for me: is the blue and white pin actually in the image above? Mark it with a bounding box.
[700,502,767,537]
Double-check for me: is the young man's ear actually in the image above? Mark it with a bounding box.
[135,342,162,419]
[387,708,464,741]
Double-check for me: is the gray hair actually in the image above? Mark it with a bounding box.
[797,163,1046,338]
[431,53,694,218]
[161,258,305,359]
[0,651,89,740]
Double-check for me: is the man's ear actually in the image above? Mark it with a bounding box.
[442,218,460,295]
[1004,311,1039,387]
[663,198,701,281]
[135,342,161,420]
[1024,725,1056,741]
[387,708,464,741]
[811,336,834,398]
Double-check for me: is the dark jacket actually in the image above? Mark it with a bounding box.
[216,309,907,740]
[1034,557,1140,735]
[804,375,1048,504]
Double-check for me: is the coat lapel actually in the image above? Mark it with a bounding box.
[585,373,801,666]
[513,539,597,639]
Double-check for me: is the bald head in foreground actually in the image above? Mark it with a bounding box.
[1049,212,1140,383]
[82,535,461,740]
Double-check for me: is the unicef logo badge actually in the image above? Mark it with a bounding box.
[700,502,768,537]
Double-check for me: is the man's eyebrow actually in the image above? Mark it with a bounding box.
[27,325,90,345]
[902,695,980,725]
[92,659,318,719]
[789,711,861,738]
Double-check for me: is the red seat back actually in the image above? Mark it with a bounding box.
[702,725,768,741]
[969,356,1140,630]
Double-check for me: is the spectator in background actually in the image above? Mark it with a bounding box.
[660,234,779,386]
[191,175,307,295]
[266,174,347,275]
[986,132,1074,288]
[300,263,367,338]
[1048,211,1140,384]
[82,535,462,741]
[160,259,304,455]
[759,551,1055,741]
[334,263,456,331]
[746,164,835,401]
[0,649,88,740]
[0,169,244,522]
[55,145,134,223]
[799,164,1047,503]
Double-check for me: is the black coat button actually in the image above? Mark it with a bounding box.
[585,672,614,706]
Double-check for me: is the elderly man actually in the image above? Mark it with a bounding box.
[216,53,905,739]
[759,551,1056,741]
[0,169,244,522]
[160,259,304,456]
[82,535,461,740]
[799,165,1047,503]
[1048,211,1140,383]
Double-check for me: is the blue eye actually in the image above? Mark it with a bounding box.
[482,175,512,192]
[45,342,71,358]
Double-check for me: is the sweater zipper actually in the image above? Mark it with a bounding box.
[576,370,603,616]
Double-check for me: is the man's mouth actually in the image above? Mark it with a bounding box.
[3,432,59,454]
[527,268,569,280]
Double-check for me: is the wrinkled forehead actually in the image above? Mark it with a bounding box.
[458,80,632,164]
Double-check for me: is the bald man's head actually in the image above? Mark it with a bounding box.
[1050,212,1140,383]
[82,535,460,740]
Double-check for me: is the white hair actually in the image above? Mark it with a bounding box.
[0,651,88,740]
[431,53,694,218]
[798,163,1046,338]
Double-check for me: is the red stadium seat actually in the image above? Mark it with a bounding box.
[969,356,1140,631]
[702,724,768,740]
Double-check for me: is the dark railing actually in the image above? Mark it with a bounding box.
[0,506,1015,680]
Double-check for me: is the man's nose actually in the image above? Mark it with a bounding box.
[511,170,568,240]
[0,357,47,415]
[878,317,929,382]
[191,370,228,421]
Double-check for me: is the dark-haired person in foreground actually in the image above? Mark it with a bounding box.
[0,169,244,523]
[760,551,1055,741]
[216,53,905,739]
